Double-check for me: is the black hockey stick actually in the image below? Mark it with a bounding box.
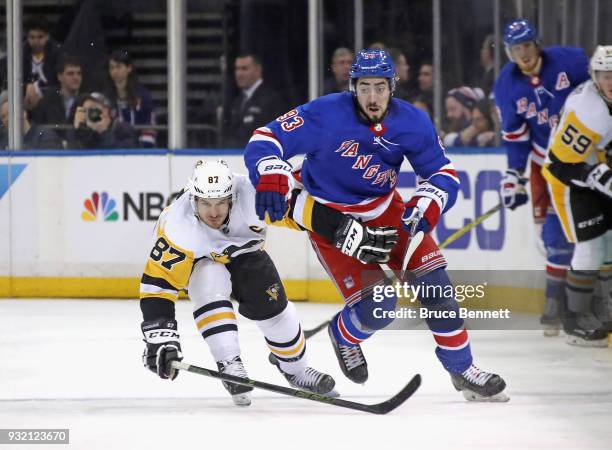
[304,320,330,338]
[171,360,421,414]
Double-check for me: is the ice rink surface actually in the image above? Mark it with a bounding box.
[1,299,611,450]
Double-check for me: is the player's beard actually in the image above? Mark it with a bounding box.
[355,98,390,124]
[518,55,541,76]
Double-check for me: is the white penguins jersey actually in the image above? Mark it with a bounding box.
[140,174,267,303]
[546,80,612,169]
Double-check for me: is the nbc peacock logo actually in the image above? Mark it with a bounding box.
[82,192,119,222]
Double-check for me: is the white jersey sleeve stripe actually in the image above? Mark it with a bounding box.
[502,122,530,142]
[249,127,284,155]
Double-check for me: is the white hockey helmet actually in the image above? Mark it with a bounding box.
[188,159,235,200]
[590,45,612,103]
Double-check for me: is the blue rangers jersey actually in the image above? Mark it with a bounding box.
[244,92,459,221]
[493,46,589,171]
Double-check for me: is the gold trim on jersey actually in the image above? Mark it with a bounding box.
[210,251,231,264]
[542,167,576,243]
[140,225,195,302]
[290,190,315,231]
[140,291,178,302]
[549,111,602,163]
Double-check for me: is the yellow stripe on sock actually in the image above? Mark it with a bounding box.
[268,334,305,357]
[197,311,236,329]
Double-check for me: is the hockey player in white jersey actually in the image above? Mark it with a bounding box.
[543,46,612,346]
[139,159,398,405]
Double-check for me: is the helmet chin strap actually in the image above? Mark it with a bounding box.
[592,74,612,105]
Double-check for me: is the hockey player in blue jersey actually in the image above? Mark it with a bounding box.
[493,19,589,338]
[244,49,508,401]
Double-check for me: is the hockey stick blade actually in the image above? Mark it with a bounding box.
[172,361,421,414]
[304,320,330,339]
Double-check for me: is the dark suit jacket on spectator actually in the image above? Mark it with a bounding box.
[0,124,63,150]
[30,89,78,136]
[24,124,63,149]
[24,38,62,91]
[225,82,284,148]
[1,39,61,93]
[67,121,138,150]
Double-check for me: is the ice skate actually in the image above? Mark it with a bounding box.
[327,322,368,384]
[564,312,608,347]
[269,353,338,396]
[450,364,509,402]
[216,356,253,406]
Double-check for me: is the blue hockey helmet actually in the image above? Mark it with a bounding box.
[503,19,539,62]
[349,49,396,93]
[503,19,538,46]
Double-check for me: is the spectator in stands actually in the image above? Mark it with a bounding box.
[471,99,496,147]
[323,47,353,94]
[388,47,416,101]
[442,86,486,147]
[22,16,62,111]
[224,53,284,148]
[416,61,434,113]
[0,91,63,150]
[412,94,432,120]
[478,35,496,95]
[105,50,157,148]
[30,54,82,137]
[67,92,138,150]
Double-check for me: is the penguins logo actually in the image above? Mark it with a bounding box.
[266,283,281,302]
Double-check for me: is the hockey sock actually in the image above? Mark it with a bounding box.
[417,268,473,374]
[193,299,240,362]
[256,302,307,375]
[593,265,612,324]
[545,265,567,297]
[566,269,598,313]
[330,283,397,347]
[544,265,567,319]
[597,265,612,300]
[330,306,375,347]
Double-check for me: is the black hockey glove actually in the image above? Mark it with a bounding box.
[141,318,183,380]
[574,163,612,200]
[333,216,399,264]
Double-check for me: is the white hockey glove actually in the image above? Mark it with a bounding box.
[142,318,183,380]
[333,216,399,264]
[500,169,529,210]
[402,183,448,235]
[576,163,612,200]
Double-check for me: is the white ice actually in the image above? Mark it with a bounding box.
[1,299,611,450]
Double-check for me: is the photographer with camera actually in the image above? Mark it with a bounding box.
[68,92,138,150]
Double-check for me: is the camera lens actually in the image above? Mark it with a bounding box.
[87,107,102,123]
